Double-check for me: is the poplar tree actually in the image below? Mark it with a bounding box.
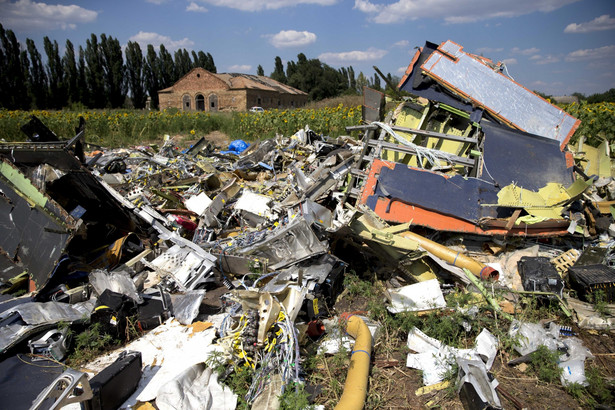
[158,44,175,87]
[270,56,286,84]
[144,44,161,109]
[125,41,147,109]
[100,34,125,108]
[44,36,67,109]
[27,38,48,109]
[84,34,105,107]
[0,24,29,109]
[63,40,79,105]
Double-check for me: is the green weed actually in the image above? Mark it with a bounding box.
[279,382,313,410]
[586,366,614,405]
[224,366,254,410]
[67,322,116,366]
[529,345,562,384]
[589,289,609,318]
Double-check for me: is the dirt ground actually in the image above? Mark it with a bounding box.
[176,131,231,150]
[323,291,615,410]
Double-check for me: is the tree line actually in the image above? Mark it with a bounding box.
[256,54,400,100]
[0,24,402,112]
[0,24,216,110]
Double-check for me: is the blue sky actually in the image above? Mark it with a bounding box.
[1,0,614,96]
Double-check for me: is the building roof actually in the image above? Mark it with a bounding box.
[159,68,307,96]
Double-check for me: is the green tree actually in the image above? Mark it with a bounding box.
[44,36,67,109]
[100,34,125,108]
[588,88,615,103]
[205,52,216,73]
[370,74,382,91]
[144,44,161,109]
[270,56,286,84]
[0,24,29,109]
[27,38,48,109]
[158,44,175,88]
[174,48,192,78]
[84,34,105,108]
[63,40,79,105]
[257,65,264,76]
[356,71,368,94]
[125,41,147,109]
[571,92,586,102]
[348,66,356,92]
[77,46,89,107]
[286,53,347,100]
[286,60,296,80]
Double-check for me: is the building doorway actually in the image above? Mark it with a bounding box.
[196,94,205,111]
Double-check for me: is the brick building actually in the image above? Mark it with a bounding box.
[158,68,308,112]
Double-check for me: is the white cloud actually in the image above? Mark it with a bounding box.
[267,30,317,48]
[511,47,540,55]
[0,0,97,30]
[186,2,208,12]
[353,0,580,24]
[145,0,168,3]
[319,47,388,64]
[565,45,615,62]
[393,40,409,48]
[565,14,615,33]
[474,47,503,54]
[128,31,195,51]
[192,0,337,12]
[397,66,408,73]
[501,58,517,65]
[533,54,561,65]
[354,0,380,13]
[228,64,252,72]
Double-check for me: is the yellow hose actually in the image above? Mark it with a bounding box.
[399,231,499,280]
[335,314,372,410]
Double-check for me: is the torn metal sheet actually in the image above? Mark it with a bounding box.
[362,86,385,123]
[456,358,502,409]
[480,121,574,191]
[89,269,143,304]
[0,299,95,354]
[359,119,575,236]
[236,218,328,270]
[170,290,206,325]
[0,160,78,290]
[418,40,579,147]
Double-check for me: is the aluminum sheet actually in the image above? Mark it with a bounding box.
[421,40,580,148]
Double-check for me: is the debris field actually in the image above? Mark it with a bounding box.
[0,40,614,410]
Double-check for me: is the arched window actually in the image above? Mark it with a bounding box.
[182,95,191,111]
[209,94,218,112]
[196,94,205,111]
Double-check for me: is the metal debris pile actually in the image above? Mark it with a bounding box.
[1,39,614,410]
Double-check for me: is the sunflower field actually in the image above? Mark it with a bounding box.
[1,102,613,148]
[562,102,615,146]
[0,104,362,147]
